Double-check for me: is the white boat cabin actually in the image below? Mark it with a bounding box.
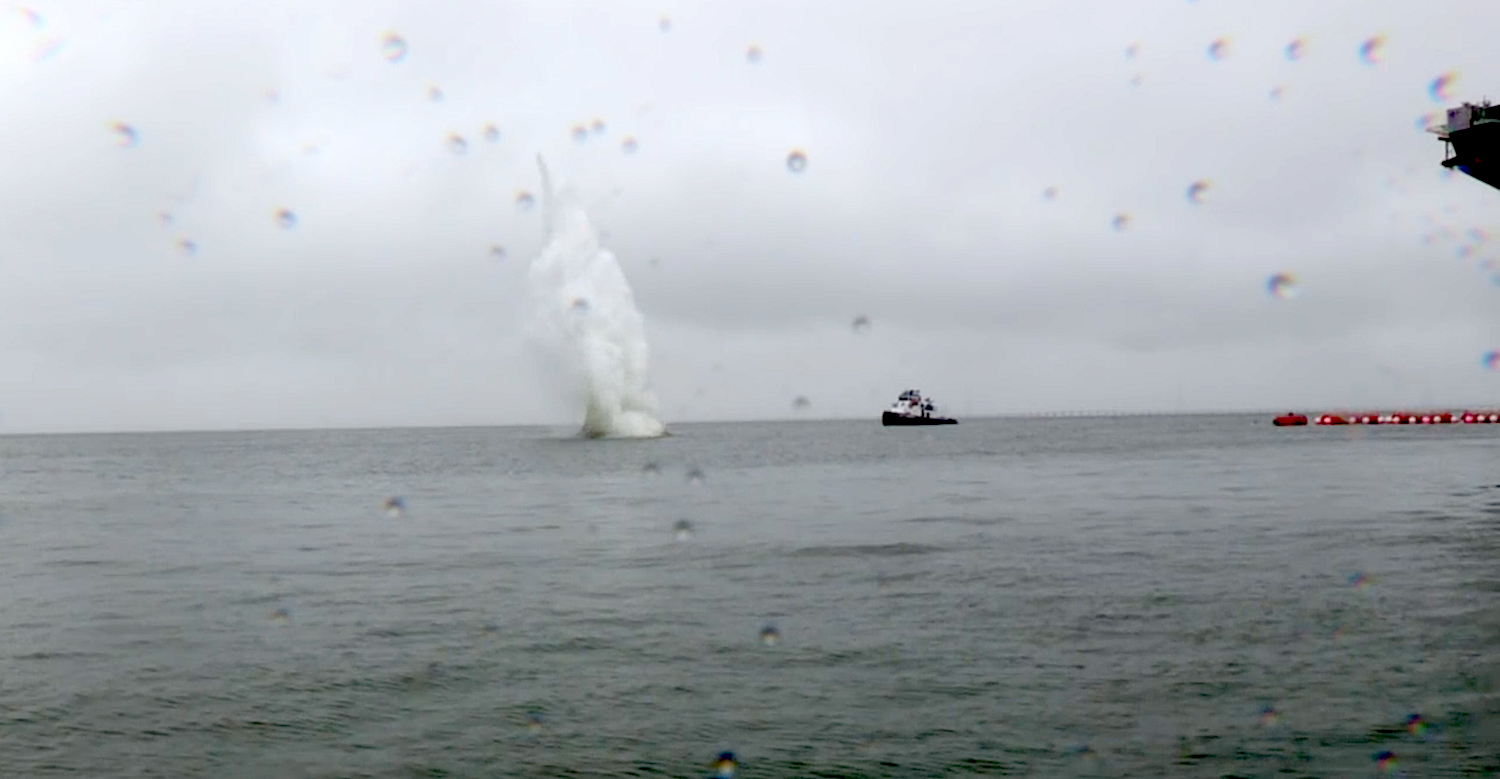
[888,389,939,418]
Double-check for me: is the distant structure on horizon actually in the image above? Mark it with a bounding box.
[1430,99,1500,191]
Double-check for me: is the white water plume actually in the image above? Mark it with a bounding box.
[524,155,666,439]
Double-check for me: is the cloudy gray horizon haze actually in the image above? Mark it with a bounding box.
[1,0,1498,434]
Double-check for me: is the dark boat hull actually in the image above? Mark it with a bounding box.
[882,411,957,426]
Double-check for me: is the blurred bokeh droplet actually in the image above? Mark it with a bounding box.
[1429,71,1459,102]
[273,208,297,229]
[111,121,138,148]
[380,32,408,62]
[786,150,808,173]
[712,752,737,779]
[1266,272,1299,299]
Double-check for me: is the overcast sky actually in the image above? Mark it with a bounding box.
[1,0,1497,433]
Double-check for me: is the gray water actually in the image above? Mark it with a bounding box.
[1,416,1496,778]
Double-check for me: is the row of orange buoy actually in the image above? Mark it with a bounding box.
[1293,411,1500,425]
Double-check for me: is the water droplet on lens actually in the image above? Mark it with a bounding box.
[427,85,444,101]
[445,133,468,155]
[571,125,588,143]
[786,150,808,173]
[274,208,297,229]
[642,461,661,477]
[590,118,606,135]
[1207,37,1230,60]
[1042,186,1058,200]
[746,44,762,63]
[1111,213,1131,231]
[672,519,693,541]
[851,314,871,333]
[176,237,197,256]
[270,607,291,623]
[621,136,639,155]
[658,15,671,32]
[110,121,138,148]
[758,623,780,646]
[685,466,705,485]
[1186,180,1210,203]
[384,496,406,517]
[1266,272,1298,299]
[488,244,506,260]
[1429,71,1459,102]
[791,395,811,411]
[711,751,737,778]
[482,123,500,143]
[381,32,408,62]
[515,191,536,211]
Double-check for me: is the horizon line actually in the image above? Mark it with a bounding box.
[5,403,1500,437]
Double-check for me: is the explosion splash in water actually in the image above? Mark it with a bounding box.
[524,155,666,438]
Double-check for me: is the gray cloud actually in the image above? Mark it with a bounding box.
[1,0,1498,433]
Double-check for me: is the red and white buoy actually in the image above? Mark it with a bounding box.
[1290,410,1496,426]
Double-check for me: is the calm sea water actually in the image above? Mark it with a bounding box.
[1,416,1496,778]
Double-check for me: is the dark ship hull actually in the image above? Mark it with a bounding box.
[1435,101,1500,191]
[882,411,958,426]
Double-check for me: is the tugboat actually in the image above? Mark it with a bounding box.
[881,389,958,426]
